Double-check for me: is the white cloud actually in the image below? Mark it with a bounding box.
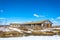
[33,14,45,18]
[49,17,60,26]
[33,14,39,18]
[57,17,60,19]
[50,18,54,20]
[51,20,60,26]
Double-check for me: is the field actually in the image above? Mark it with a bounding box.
[0,26,60,37]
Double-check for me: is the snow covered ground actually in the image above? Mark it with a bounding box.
[0,27,60,40]
[0,35,60,40]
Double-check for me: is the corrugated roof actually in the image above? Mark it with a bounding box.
[23,20,52,24]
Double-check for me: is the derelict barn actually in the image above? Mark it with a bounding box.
[10,20,52,30]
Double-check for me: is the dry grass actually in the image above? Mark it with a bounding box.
[0,26,60,37]
[31,31,55,36]
[33,26,42,30]
[58,32,60,35]
[0,31,23,38]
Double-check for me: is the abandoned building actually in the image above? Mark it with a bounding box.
[10,20,52,29]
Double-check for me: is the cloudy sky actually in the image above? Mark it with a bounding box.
[0,0,60,25]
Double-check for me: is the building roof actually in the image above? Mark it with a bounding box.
[23,20,52,24]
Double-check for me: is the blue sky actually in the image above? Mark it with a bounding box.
[0,0,60,25]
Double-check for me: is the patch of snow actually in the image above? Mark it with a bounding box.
[40,29,52,32]
[0,36,60,40]
[24,31,32,33]
[9,27,23,33]
[0,27,12,32]
[52,28,60,29]
[2,28,11,32]
[28,29,34,31]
